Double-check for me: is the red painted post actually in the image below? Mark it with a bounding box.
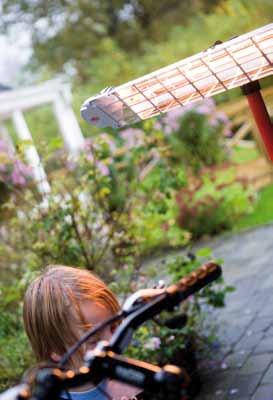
[241,81,273,163]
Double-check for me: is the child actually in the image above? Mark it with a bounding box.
[23,265,141,400]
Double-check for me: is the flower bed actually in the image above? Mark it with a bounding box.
[0,140,33,220]
[0,99,246,391]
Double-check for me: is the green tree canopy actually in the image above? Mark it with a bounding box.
[0,0,220,81]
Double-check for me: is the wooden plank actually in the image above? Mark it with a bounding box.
[235,157,273,190]
[228,121,252,147]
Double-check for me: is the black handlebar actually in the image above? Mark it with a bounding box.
[109,261,221,353]
[30,347,189,400]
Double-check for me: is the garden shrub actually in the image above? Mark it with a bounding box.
[176,166,253,239]
[0,139,33,221]
[0,100,245,390]
[158,98,231,174]
[0,126,190,387]
[0,131,190,291]
[126,249,235,387]
[0,282,34,390]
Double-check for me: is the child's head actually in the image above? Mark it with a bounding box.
[23,265,120,368]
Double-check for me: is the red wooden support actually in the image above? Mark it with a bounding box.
[242,81,273,163]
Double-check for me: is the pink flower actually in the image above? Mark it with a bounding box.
[86,152,94,163]
[0,141,33,187]
[97,161,109,176]
[14,160,32,178]
[11,170,26,186]
[209,117,220,127]
[0,139,12,155]
[83,138,93,151]
[0,163,6,172]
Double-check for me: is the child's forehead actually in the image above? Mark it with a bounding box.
[80,300,112,326]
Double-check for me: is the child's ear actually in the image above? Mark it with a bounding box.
[50,352,61,362]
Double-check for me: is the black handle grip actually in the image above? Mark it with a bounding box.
[85,350,189,393]
[167,262,222,301]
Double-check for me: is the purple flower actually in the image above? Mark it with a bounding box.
[216,111,230,124]
[195,98,215,114]
[120,128,145,148]
[66,159,77,171]
[160,107,186,135]
[158,98,219,135]
[100,133,116,153]
[153,121,162,131]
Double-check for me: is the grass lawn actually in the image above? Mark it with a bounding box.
[230,144,273,231]
[231,145,260,164]
[234,183,273,231]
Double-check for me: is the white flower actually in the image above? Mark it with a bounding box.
[144,337,161,350]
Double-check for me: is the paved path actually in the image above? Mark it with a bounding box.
[194,224,273,400]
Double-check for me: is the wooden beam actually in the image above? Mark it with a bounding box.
[228,121,252,147]
[0,80,64,119]
[0,79,85,155]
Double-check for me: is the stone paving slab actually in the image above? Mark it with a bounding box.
[194,224,273,400]
[251,385,273,400]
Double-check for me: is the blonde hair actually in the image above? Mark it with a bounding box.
[23,265,120,367]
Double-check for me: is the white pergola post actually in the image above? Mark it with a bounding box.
[0,79,85,195]
[0,123,15,153]
[12,110,51,195]
[53,94,85,154]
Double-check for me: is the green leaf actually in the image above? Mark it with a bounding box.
[196,247,212,257]
[225,285,236,292]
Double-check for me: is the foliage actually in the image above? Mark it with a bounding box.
[158,98,231,174]
[0,103,250,390]
[4,1,273,145]
[126,249,235,368]
[1,0,220,80]
[0,130,189,388]
[0,132,190,290]
[231,145,260,164]
[176,166,254,239]
[1,0,270,391]
[234,183,273,231]
[0,140,33,190]
[0,139,34,223]
[0,282,34,390]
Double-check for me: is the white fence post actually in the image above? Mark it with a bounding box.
[53,92,85,154]
[12,110,51,195]
[0,123,15,153]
